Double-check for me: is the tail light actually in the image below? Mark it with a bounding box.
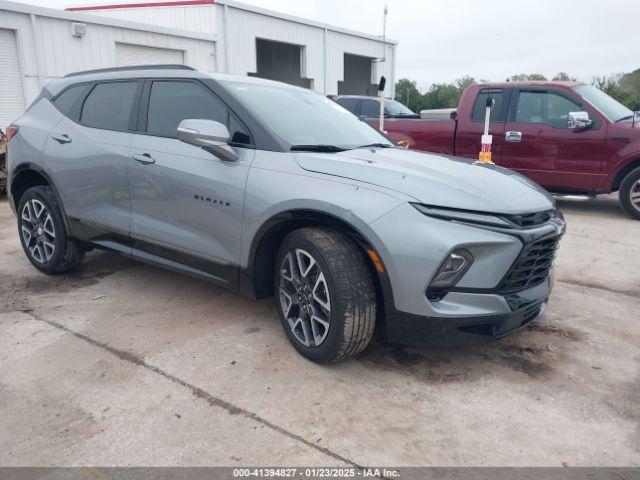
[5,125,18,141]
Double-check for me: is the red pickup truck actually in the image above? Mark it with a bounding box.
[365,82,640,220]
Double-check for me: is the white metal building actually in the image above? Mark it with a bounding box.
[0,0,216,128]
[68,0,397,96]
[0,0,396,129]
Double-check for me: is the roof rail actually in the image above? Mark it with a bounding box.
[64,64,196,78]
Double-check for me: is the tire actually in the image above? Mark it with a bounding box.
[17,186,85,274]
[619,167,640,220]
[274,227,376,363]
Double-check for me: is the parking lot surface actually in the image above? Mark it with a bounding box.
[0,195,639,467]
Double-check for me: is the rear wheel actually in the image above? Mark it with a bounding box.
[619,167,640,220]
[18,186,85,274]
[274,228,376,363]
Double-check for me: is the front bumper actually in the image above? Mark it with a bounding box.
[368,203,564,345]
[384,298,547,346]
[369,202,564,319]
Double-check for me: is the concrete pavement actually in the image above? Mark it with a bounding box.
[0,194,638,467]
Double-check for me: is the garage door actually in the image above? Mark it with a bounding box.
[249,39,311,89]
[0,29,25,130]
[116,43,185,67]
[338,54,376,96]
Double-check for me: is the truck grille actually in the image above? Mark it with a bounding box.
[498,235,560,294]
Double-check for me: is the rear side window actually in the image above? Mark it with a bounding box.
[471,89,505,122]
[53,84,90,115]
[336,98,360,114]
[146,81,227,138]
[80,82,138,131]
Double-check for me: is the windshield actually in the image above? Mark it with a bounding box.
[573,85,633,122]
[224,82,393,149]
[385,99,416,116]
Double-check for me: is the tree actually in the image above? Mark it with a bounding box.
[454,75,477,93]
[396,67,640,113]
[509,73,548,82]
[422,83,460,109]
[552,72,576,81]
[394,78,423,113]
[593,73,640,111]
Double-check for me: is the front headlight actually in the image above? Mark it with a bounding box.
[412,203,558,230]
[412,203,512,228]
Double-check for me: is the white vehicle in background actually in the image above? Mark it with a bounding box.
[420,108,457,120]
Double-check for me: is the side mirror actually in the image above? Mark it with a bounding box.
[177,119,238,161]
[567,111,593,131]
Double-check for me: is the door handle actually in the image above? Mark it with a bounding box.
[505,131,522,143]
[131,153,156,165]
[51,133,72,144]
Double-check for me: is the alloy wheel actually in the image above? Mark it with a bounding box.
[631,180,640,212]
[279,248,331,347]
[21,199,56,263]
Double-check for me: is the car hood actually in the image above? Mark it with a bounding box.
[293,147,554,214]
[612,120,640,132]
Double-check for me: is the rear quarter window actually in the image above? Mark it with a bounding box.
[52,84,90,115]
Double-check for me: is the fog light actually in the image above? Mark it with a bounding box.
[429,249,474,289]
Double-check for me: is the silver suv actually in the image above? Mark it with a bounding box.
[7,65,565,363]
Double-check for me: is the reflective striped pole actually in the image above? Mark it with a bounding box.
[479,96,494,163]
[378,75,387,134]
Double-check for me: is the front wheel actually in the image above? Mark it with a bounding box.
[619,167,640,220]
[274,228,376,363]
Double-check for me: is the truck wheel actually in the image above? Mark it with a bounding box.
[274,227,376,363]
[18,186,85,274]
[619,167,640,220]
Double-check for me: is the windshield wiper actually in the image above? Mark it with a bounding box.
[355,143,394,149]
[290,144,347,152]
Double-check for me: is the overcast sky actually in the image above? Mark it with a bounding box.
[20,0,640,91]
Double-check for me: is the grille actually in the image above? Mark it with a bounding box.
[498,236,560,294]
[505,210,554,228]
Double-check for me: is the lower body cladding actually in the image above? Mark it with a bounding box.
[369,203,564,346]
[384,288,550,346]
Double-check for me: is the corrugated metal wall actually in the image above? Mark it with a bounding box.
[77,2,396,97]
[0,7,216,105]
[327,30,395,96]
[77,4,216,35]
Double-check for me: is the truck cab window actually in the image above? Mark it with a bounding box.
[471,90,505,122]
[515,91,582,128]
